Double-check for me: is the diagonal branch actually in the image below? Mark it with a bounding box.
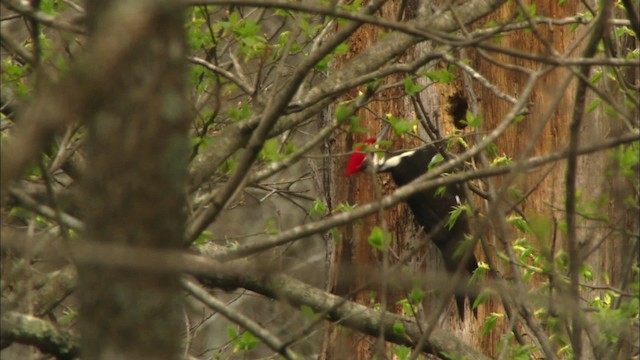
[185,0,387,241]
[185,0,507,202]
[209,129,638,262]
[183,278,303,360]
[2,238,489,359]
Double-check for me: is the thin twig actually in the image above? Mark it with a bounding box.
[182,278,303,360]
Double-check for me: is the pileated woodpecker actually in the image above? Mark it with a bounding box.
[345,138,478,319]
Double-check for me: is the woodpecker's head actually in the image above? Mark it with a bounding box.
[345,138,422,177]
[345,138,378,175]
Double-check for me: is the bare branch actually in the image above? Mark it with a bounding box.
[188,56,254,95]
[1,0,85,34]
[183,279,304,360]
[208,130,638,262]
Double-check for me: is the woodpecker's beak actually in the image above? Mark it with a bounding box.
[368,125,391,172]
[376,124,391,142]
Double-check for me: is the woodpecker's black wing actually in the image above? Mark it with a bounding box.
[382,145,478,319]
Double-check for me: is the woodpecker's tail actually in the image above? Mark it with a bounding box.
[455,289,478,321]
[447,252,479,321]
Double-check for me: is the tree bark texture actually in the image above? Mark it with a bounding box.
[78,1,189,359]
[321,1,470,358]
[469,1,638,358]
[323,0,638,359]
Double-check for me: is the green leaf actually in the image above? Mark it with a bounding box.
[334,42,349,55]
[392,321,406,336]
[460,110,483,127]
[330,227,342,243]
[190,135,212,154]
[483,20,499,28]
[392,345,411,360]
[274,9,292,17]
[472,291,489,310]
[507,215,531,233]
[368,226,392,251]
[616,25,636,37]
[316,53,333,72]
[512,114,525,124]
[409,286,425,305]
[239,331,260,351]
[403,76,425,96]
[434,185,447,198]
[424,69,454,84]
[490,155,511,166]
[230,327,261,352]
[428,153,444,170]
[301,305,320,319]
[336,103,352,123]
[309,198,328,217]
[446,205,465,230]
[396,298,412,314]
[388,115,417,136]
[334,202,355,213]
[227,326,238,341]
[284,141,297,155]
[264,219,280,234]
[471,262,490,283]
[589,70,602,84]
[482,313,504,336]
[615,143,639,179]
[586,98,602,113]
[229,102,251,121]
[580,263,593,281]
[516,4,537,20]
[60,309,78,325]
[1,59,30,100]
[340,0,363,12]
[222,157,237,174]
[484,142,498,158]
[8,207,31,222]
[41,0,61,14]
[259,138,283,162]
[193,230,212,246]
[349,115,366,133]
[447,135,468,149]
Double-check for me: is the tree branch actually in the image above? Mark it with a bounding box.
[228,274,490,359]
[564,4,612,358]
[208,129,638,262]
[0,311,80,360]
[182,278,304,360]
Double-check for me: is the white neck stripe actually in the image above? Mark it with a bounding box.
[376,150,417,171]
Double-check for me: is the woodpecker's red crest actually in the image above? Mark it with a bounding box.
[345,138,376,175]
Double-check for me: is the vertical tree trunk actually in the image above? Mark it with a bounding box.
[469,2,637,358]
[321,1,465,358]
[323,0,637,358]
[78,1,188,359]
